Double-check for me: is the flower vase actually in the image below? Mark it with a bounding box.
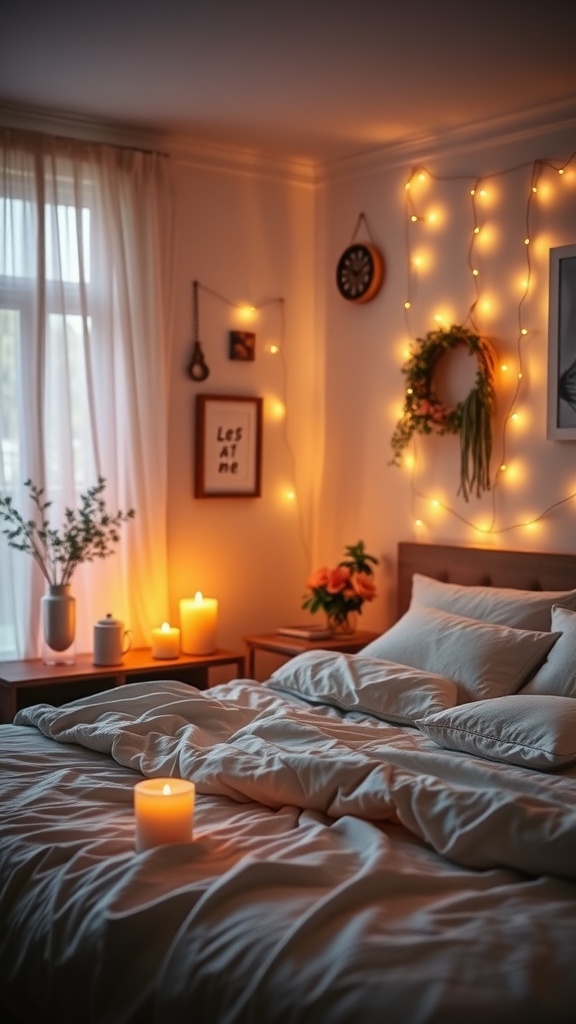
[327,612,357,637]
[41,584,76,665]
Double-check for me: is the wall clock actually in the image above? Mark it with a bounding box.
[336,242,384,304]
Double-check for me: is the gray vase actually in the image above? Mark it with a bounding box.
[41,584,76,664]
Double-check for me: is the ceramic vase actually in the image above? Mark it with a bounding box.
[41,584,76,665]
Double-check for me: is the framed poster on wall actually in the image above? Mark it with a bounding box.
[194,394,263,497]
[547,243,576,439]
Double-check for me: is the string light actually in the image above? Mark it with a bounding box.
[401,149,576,535]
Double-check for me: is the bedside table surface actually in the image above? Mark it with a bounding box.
[243,631,379,678]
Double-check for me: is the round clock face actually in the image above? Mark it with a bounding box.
[336,242,384,304]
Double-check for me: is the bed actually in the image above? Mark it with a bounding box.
[2,541,576,1024]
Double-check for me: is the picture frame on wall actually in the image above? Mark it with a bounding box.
[547,243,576,439]
[194,394,263,497]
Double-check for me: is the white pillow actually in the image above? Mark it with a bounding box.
[410,572,576,631]
[522,604,576,697]
[416,694,576,771]
[361,606,560,702]
[268,650,458,725]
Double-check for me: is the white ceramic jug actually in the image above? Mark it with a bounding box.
[93,614,132,666]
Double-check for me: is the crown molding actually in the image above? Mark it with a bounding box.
[316,95,576,185]
[0,101,318,186]
[1,94,575,189]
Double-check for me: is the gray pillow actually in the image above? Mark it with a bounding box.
[361,606,560,702]
[417,694,576,771]
[410,572,576,631]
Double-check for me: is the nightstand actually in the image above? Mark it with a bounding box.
[243,631,379,679]
[0,647,246,723]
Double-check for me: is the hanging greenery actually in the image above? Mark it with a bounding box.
[389,324,497,501]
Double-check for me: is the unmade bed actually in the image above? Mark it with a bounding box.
[1,542,576,1023]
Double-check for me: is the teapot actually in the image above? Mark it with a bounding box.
[93,613,133,666]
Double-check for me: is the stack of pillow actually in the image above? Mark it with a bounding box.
[360,574,576,770]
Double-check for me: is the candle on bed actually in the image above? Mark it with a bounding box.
[134,778,195,852]
[151,622,180,659]
[179,592,218,654]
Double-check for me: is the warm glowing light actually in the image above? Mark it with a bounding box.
[524,237,530,245]
[404,300,411,309]
[404,453,415,470]
[285,489,296,501]
[518,372,523,380]
[406,387,413,395]
[431,499,440,509]
[415,519,423,527]
[500,464,507,472]
[472,268,479,276]
[269,343,280,354]
[520,327,528,335]
[268,399,286,420]
[474,226,480,234]
[411,215,418,222]
[405,181,412,190]
[501,363,508,372]
[559,168,565,175]
[238,304,257,323]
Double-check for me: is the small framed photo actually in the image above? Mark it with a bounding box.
[547,243,576,439]
[229,331,256,361]
[194,395,263,498]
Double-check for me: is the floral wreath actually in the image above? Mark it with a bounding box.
[389,324,497,501]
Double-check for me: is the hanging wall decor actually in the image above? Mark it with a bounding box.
[389,324,497,502]
[194,394,263,498]
[187,280,210,382]
[336,213,384,304]
[229,331,256,361]
[547,243,576,440]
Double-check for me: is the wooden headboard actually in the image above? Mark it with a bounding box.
[397,542,576,619]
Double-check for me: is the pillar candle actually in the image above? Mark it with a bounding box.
[151,622,180,659]
[179,592,218,654]
[134,778,195,852]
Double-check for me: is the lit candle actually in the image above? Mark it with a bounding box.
[134,778,195,852]
[151,621,180,659]
[179,592,218,654]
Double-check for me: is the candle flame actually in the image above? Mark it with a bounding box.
[162,783,172,795]
[194,591,203,603]
[161,622,170,633]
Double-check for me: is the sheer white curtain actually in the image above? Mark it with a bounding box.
[0,127,175,659]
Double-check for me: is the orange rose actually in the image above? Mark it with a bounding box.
[307,567,330,590]
[326,566,350,594]
[352,572,377,601]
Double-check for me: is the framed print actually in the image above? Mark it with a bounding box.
[547,243,576,439]
[195,395,263,498]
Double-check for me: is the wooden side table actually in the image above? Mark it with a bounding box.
[0,647,245,724]
[243,631,379,679]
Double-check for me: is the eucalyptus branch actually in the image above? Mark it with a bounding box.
[0,477,135,586]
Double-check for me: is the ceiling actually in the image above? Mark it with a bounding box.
[2,0,576,165]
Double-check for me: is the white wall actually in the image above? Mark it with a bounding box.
[318,115,576,635]
[163,112,576,660]
[166,157,322,663]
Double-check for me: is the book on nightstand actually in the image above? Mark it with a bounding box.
[276,625,332,640]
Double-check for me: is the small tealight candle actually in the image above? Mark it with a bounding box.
[179,592,218,655]
[151,622,180,659]
[134,778,195,852]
